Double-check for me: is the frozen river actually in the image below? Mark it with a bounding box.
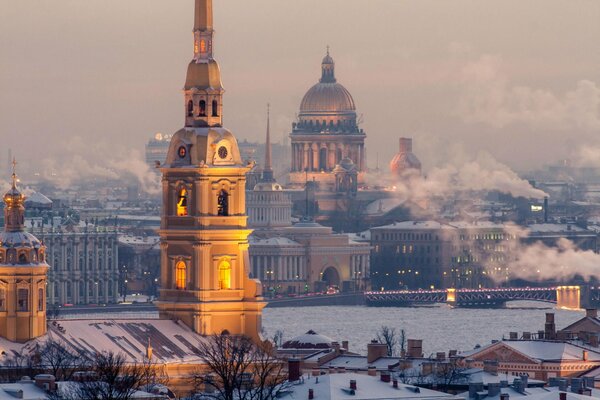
[262,302,585,355]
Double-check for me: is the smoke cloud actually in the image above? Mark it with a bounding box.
[381,151,547,202]
[35,137,160,195]
[509,238,600,282]
[456,55,600,131]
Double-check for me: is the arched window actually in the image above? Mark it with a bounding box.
[0,289,5,311]
[18,252,27,264]
[319,148,327,171]
[212,100,219,117]
[177,188,188,216]
[38,288,44,311]
[217,189,229,216]
[17,289,28,311]
[218,260,231,290]
[199,100,207,117]
[200,39,207,53]
[187,100,194,117]
[175,261,186,290]
[0,251,4,263]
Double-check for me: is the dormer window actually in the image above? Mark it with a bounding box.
[177,188,189,216]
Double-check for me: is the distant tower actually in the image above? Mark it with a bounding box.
[156,0,265,341]
[390,138,422,177]
[0,161,49,342]
[247,105,292,230]
[289,49,367,191]
[184,0,224,128]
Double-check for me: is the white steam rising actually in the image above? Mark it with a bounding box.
[456,54,600,130]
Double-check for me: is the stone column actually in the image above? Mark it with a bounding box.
[160,243,169,288]
[328,143,336,170]
[312,144,319,171]
[303,144,309,172]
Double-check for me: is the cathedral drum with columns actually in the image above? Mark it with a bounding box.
[289,50,367,190]
[155,0,265,342]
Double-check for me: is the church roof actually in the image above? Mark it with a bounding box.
[282,329,334,349]
[0,318,208,364]
[184,59,224,91]
[300,81,356,114]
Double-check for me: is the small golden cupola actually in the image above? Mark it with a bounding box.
[0,160,49,343]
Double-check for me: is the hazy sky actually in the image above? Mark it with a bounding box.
[1,0,599,179]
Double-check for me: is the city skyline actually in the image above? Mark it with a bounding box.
[1,0,599,182]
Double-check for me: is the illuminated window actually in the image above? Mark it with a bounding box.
[175,261,187,290]
[199,100,207,117]
[200,39,207,53]
[177,188,188,216]
[219,260,231,290]
[38,288,44,311]
[217,190,229,216]
[17,289,28,312]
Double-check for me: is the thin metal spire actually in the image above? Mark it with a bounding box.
[262,104,274,182]
[11,158,17,189]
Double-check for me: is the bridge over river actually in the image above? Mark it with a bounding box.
[365,286,600,309]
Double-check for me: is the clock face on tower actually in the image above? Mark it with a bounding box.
[218,146,228,159]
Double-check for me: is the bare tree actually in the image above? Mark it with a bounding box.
[67,351,158,400]
[38,338,88,381]
[189,334,289,400]
[376,325,400,357]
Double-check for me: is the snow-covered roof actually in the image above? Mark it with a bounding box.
[279,373,461,400]
[320,355,400,371]
[0,318,208,364]
[462,340,600,362]
[25,191,52,205]
[372,221,454,231]
[0,380,48,400]
[282,330,334,350]
[249,236,302,246]
[364,197,408,216]
[527,224,589,234]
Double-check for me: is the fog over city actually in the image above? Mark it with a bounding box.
[1,0,599,179]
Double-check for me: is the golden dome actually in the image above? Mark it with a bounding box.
[300,82,356,114]
[299,50,356,116]
[184,59,224,91]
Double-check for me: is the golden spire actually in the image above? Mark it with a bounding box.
[194,0,213,31]
[10,158,17,190]
[3,157,26,232]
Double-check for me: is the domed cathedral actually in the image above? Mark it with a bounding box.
[289,49,367,191]
[156,0,265,342]
[0,162,49,343]
[247,105,293,231]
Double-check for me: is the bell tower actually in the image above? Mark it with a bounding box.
[184,0,224,128]
[156,0,265,342]
[0,161,49,343]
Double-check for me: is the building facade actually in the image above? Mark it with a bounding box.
[145,133,173,168]
[32,224,120,305]
[250,222,371,294]
[370,221,520,290]
[289,51,367,191]
[156,0,264,341]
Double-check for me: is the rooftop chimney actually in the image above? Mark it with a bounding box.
[350,380,357,390]
[586,309,598,319]
[367,341,388,363]
[559,393,567,400]
[308,388,314,400]
[288,358,301,382]
[545,313,556,340]
[407,339,423,358]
